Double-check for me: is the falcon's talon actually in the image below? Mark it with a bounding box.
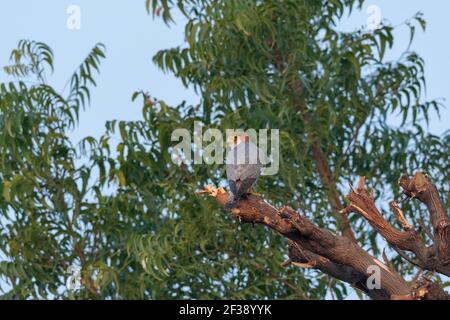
[225,200,238,210]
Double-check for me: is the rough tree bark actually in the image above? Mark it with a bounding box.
[199,172,450,300]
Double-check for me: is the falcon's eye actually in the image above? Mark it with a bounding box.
[233,136,238,143]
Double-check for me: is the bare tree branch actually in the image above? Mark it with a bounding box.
[199,171,450,300]
[399,172,450,265]
[199,186,411,299]
[343,174,450,277]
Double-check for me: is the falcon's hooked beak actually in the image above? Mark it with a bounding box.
[227,133,249,148]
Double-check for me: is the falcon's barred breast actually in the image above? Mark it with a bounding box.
[225,132,265,209]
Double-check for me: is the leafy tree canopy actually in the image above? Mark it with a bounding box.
[0,0,448,299]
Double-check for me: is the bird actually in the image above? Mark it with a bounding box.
[225,132,265,209]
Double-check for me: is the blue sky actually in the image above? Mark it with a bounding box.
[0,0,448,143]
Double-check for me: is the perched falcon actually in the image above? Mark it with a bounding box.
[225,132,265,209]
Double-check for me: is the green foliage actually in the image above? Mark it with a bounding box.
[0,1,448,299]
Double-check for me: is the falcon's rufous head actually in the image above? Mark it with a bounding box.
[226,132,250,148]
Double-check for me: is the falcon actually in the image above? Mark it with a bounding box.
[225,132,265,209]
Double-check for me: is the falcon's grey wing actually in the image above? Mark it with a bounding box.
[226,141,264,203]
[226,142,262,180]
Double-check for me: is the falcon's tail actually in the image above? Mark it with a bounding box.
[225,193,238,210]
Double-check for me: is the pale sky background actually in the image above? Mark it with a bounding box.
[0,0,448,144]
[0,0,449,299]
